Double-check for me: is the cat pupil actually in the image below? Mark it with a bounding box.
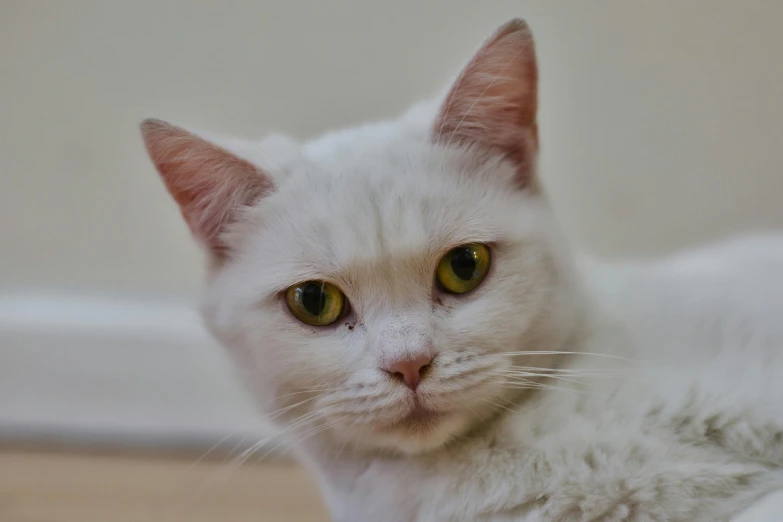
[302,284,326,315]
[451,248,477,280]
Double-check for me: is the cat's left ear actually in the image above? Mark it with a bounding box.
[141,119,274,260]
[433,19,539,190]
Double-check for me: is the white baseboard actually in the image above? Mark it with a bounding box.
[0,293,269,453]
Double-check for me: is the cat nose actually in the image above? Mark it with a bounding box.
[382,355,433,391]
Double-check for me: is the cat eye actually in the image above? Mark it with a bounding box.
[436,243,491,294]
[285,281,346,326]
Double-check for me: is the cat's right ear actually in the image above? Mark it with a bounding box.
[140,119,274,259]
[433,19,539,190]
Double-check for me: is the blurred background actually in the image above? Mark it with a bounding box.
[2,1,783,520]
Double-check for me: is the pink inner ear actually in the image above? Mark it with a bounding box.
[141,119,273,258]
[433,19,539,187]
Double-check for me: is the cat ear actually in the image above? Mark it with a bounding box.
[140,119,274,258]
[433,19,539,189]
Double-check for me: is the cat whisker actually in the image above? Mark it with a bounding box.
[256,418,343,463]
[262,395,378,460]
[217,434,254,468]
[262,385,343,406]
[487,350,644,363]
[205,403,348,489]
[181,431,239,475]
[510,371,627,382]
[486,372,541,386]
[265,395,324,421]
[480,397,517,414]
[148,431,279,521]
[239,395,379,472]
[495,370,620,392]
[495,369,588,386]
[506,365,628,375]
[496,378,609,397]
[271,398,375,464]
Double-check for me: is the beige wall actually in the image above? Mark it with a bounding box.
[3,1,783,298]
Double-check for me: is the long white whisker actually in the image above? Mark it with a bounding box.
[217,434,253,467]
[181,432,238,475]
[495,370,588,386]
[480,397,516,414]
[487,372,541,386]
[496,379,608,397]
[260,418,342,463]
[506,365,627,375]
[204,403,345,491]
[265,386,342,404]
[266,395,322,421]
[488,351,643,363]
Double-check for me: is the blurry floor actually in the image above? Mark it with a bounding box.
[0,450,329,522]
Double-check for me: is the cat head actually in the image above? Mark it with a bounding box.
[142,20,581,455]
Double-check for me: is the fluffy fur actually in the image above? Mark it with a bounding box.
[141,19,783,521]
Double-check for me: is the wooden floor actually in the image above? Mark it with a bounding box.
[0,450,329,522]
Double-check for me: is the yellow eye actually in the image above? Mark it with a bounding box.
[285,281,346,326]
[436,243,491,294]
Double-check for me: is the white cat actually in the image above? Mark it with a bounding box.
[141,19,783,521]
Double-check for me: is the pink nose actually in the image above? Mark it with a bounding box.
[383,355,433,391]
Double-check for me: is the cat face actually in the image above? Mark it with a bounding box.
[205,146,576,454]
[142,20,580,454]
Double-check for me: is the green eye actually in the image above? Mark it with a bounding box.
[285,281,346,326]
[436,243,491,294]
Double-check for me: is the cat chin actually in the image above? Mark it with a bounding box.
[348,411,472,455]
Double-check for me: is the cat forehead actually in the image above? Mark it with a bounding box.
[234,144,526,288]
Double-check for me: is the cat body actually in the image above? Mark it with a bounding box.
[141,20,783,521]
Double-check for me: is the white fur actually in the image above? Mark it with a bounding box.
[196,105,783,520]
[146,22,783,522]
